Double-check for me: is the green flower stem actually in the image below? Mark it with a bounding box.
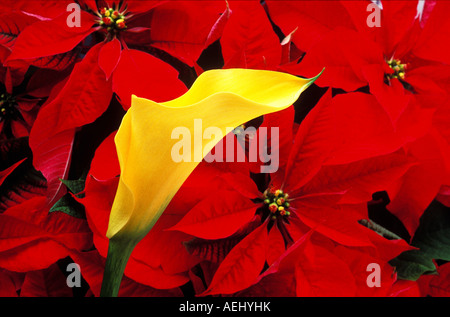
[100,237,137,297]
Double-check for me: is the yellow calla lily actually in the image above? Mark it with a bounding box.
[100,68,322,296]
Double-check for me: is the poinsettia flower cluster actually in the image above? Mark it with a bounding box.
[0,0,449,297]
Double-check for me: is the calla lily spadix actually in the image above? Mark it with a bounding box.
[100,68,323,297]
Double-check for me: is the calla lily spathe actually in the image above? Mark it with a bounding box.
[100,68,321,296]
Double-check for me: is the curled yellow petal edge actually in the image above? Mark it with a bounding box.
[100,68,323,296]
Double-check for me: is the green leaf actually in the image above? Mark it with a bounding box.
[412,201,450,261]
[59,170,88,198]
[49,193,86,219]
[389,250,438,281]
[60,178,85,197]
[389,200,450,280]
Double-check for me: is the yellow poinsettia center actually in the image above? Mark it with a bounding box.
[386,58,407,80]
[263,188,291,220]
[98,6,127,32]
[0,93,19,122]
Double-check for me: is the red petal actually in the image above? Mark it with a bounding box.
[30,128,75,206]
[266,0,355,52]
[29,43,112,204]
[0,269,19,297]
[69,249,184,297]
[405,65,449,109]
[295,239,357,296]
[20,263,73,297]
[341,0,418,58]
[204,1,231,48]
[413,0,450,64]
[389,280,421,297]
[2,1,75,19]
[387,133,447,236]
[98,38,122,80]
[0,159,26,186]
[217,172,261,199]
[123,0,164,14]
[301,150,415,204]
[26,68,72,98]
[80,176,116,257]
[283,90,338,194]
[221,1,281,69]
[266,226,285,266]
[34,42,112,136]
[6,11,96,65]
[0,11,39,49]
[249,107,295,173]
[89,131,119,180]
[323,92,406,165]
[201,224,268,296]
[0,196,92,271]
[286,27,384,91]
[295,204,374,247]
[169,189,257,240]
[363,64,412,124]
[330,245,397,297]
[148,1,226,66]
[425,262,450,297]
[112,48,187,109]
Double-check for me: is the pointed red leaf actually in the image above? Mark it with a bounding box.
[389,280,421,297]
[387,133,447,236]
[286,27,384,91]
[169,189,257,240]
[266,0,355,52]
[295,204,375,247]
[363,63,412,124]
[301,150,416,204]
[0,159,26,186]
[239,231,313,296]
[69,249,184,297]
[0,196,92,272]
[248,107,295,174]
[32,42,112,136]
[341,0,419,58]
[221,1,281,69]
[88,131,119,180]
[98,38,122,80]
[0,11,39,49]
[425,262,450,297]
[20,263,73,297]
[204,1,231,48]
[257,230,312,280]
[266,226,285,266]
[28,49,80,71]
[121,0,164,14]
[1,1,75,19]
[0,269,19,297]
[323,92,407,165]
[30,128,75,206]
[295,240,357,297]
[202,224,268,296]
[112,48,187,109]
[29,43,112,204]
[6,10,96,65]
[413,0,450,64]
[328,246,397,297]
[218,172,261,200]
[0,140,47,212]
[283,90,338,194]
[147,1,226,66]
